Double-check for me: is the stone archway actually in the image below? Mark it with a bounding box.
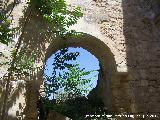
[44,34,117,113]
[22,28,132,119]
[13,3,133,119]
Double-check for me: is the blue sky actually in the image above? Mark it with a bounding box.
[44,47,100,92]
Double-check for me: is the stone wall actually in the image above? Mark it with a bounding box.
[122,0,160,113]
[0,0,160,119]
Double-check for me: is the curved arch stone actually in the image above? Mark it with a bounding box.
[44,33,117,112]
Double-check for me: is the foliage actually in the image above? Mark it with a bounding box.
[0,0,84,119]
[43,48,95,99]
[30,0,83,37]
[0,14,15,45]
[53,48,80,70]
[1,0,83,50]
[56,64,94,97]
[11,47,38,73]
[0,0,18,45]
[39,48,100,119]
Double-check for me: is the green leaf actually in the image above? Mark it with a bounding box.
[31,0,83,37]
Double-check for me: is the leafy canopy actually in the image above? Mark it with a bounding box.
[0,0,83,45]
[31,0,83,37]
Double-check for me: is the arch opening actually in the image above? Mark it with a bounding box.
[42,47,108,119]
[44,47,100,97]
[40,34,117,118]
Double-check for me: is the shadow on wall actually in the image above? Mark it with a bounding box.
[8,5,58,120]
[122,0,160,113]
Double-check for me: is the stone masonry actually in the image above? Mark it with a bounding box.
[0,0,160,119]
